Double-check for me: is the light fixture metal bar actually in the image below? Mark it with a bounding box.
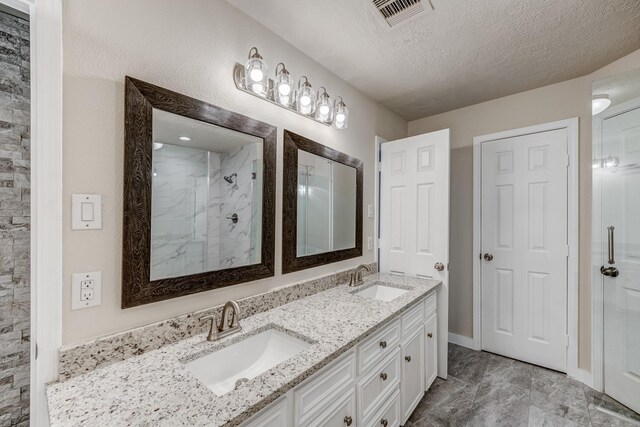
[233,63,331,128]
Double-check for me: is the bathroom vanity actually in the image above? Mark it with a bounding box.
[46,273,441,426]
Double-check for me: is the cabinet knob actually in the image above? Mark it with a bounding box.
[484,253,494,261]
[434,262,445,271]
[381,419,388,427]
[427,332,433,338]
[379,340,387,349]
[405,355,412,362]
[344,416,353,426]
[380,372,388,381]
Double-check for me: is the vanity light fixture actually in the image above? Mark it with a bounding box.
[179,136,191,141]
[333,97,349,129]
[245,47,268,96]
[274,63,294,106]
[296,76,315,116]
[232,48,349,128]
[592,95,611,115]
[315,87,333,123]
[153,142,164,150]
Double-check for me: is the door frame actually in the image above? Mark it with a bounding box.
[591,97,640,392]
[0,0,65,425]
[472,118,579,378]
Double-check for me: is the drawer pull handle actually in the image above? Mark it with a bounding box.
[381,419,388,427]
[380,372,388,381]
[427,333,433,338]
[379,340,387,349]
[405,355,412,362]
[344,416,353,426]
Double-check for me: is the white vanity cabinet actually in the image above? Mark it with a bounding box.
[244,290,438,427]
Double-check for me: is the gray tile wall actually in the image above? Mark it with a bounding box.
[0,10,30,427]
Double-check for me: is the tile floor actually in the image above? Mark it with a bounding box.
[406,344,640,426]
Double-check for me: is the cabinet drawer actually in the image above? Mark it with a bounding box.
[358,318,401,374]
[362,389,401,427]
[303,387,356,427]
[401,302,424,336]
[424,291,437,319]
[242,395,289,427]
[358,348,401,419]
[295,350,356,425]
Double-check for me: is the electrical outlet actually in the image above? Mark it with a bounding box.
[72,271,102,310]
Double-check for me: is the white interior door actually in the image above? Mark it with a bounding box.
[598,100,640,414]
[480,128,568,372]
[379,129,449,378]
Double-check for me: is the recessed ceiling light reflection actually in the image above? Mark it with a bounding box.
[179,136,191,141]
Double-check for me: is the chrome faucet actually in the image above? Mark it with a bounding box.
[200,300,242,341]
[349,264,372,287]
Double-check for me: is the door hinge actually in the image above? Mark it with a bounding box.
[566,245,570,257]
[35,342,38,360]
[565,335,570,348]
[564,155,570,167]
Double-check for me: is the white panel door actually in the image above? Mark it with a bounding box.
[481,129,568,372]
[379,129,449,378]
[599,102,640,414]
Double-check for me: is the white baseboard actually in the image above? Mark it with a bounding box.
[448,333,477,350]
[568,368,593,389]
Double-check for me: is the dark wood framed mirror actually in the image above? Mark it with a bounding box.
[282,130,363,274]
[122,77,276,308]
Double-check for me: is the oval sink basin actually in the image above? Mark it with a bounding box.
[354,283,409,302]
[185,328,311,396]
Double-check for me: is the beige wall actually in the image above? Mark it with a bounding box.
[408,49,640,371]
[62,0,406,345]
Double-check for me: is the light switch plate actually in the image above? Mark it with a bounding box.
[367,204,374,218]
[367,236,373,250]
[72,194,102,230]
[72,271,102,310]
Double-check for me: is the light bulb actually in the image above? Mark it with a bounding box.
[179,136,191,141]
[278,83,292,96]
[592,95,611,115]
[153,142,164,150]
[300,95,311,106]
[250,68,264,82]
[335,112,346,123]
[319,105,330,115]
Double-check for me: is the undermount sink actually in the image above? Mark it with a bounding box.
[354,283,409,302]
[185,328,311,396]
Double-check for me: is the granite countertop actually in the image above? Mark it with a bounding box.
[46,273,440,426]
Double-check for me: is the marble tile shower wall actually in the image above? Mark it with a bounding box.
[151,144,210,280]
[219,143,260,268]
[0,11,30,427]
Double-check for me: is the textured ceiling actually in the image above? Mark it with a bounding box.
[227,0,640,120]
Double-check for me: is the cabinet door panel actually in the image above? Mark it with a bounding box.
[401,326,425,423]
[425,314,438,389]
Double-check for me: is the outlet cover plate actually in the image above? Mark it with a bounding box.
[72,271,102,310]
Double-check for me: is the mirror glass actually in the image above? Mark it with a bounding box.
[296,149,357,257]
[150,109,263,280]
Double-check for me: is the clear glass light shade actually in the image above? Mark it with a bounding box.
[315,89,332,123]
[245,48,268,97]
[274,64,294,106]
[592,95,611,115]
[296,78,315,115]
[333,99,349,129]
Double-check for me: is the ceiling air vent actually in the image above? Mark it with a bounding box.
[372,0,427,28]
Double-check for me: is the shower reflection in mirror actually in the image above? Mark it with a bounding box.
[296,150,356,257]
[150,109,263,280]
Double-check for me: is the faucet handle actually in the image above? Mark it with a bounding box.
[199,314,218,341]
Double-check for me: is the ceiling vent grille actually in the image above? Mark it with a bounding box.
[372,0,426,27]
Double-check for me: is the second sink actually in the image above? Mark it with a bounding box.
[353,282,409,302]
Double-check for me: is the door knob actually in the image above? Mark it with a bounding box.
[381,419,388,427]
[344,416,353,426]
[434,262,445,271]
[600,266,619,278]
[380,372,388,381]
[405,355,412,362]
[484,253,494,261]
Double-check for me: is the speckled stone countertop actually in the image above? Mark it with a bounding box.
[46,273,440,426]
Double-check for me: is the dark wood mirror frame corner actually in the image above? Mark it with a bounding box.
[122,76,276,308]
[282,130,363,274]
